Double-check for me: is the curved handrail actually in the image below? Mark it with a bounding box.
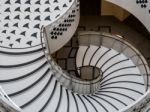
[41,29,150,95]
[40,26,51,62]
[119,86,150,112]
[78,31,150,91]
[40,28,101,94]
[0,86,21,112]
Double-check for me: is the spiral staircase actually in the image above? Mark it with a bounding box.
[0,0,150,112]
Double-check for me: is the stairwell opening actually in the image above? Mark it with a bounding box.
[78,66,102,81]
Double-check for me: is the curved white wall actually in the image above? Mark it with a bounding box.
[106,0,150,32]
[45,0,80,54]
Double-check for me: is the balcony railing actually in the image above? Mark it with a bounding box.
[41,29,150,95]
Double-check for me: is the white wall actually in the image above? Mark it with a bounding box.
[106,0,150,32]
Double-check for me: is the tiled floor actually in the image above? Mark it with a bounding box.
[53,16,150,74]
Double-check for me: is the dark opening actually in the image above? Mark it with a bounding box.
[123,14,150,37]
[80,0,101,16]
[79,66,102,80]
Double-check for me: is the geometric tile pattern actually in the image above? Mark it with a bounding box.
[0,0,73,48]
[54,25,111,77]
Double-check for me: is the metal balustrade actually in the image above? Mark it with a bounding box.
[41,30,150,98]
[78,31,150,91]
[41,28,102,95]
[0,0,150,111]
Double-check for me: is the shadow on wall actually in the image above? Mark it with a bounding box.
[123,14,150,38]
